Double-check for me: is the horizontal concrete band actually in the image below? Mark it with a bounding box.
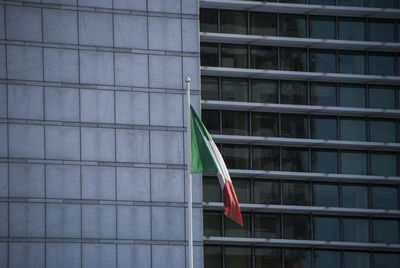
[200,0,400,19]
[204,236,400,251]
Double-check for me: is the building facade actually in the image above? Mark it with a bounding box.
[200,0,400,268]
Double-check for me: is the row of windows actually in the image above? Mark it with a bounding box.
[204,246,400,268]
[204,211,400,244]
[201,43,400,76]
[202,76,400,110]
[203,177,399,209]
[202,110,400,143]
[201,9,400,42]
[218,144,399,176]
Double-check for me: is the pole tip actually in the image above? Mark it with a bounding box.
[185,76,191,83]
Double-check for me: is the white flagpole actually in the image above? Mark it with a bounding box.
[185,76,194,268]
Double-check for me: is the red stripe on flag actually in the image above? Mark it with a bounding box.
[223,180,243,226]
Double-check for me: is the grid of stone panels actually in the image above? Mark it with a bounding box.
[0,1,202,267]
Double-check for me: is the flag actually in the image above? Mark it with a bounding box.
[190,105,243,226]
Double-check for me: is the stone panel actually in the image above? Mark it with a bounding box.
[148,0,181,13]
[151,169,184,202]
[9,203,45,237]
[116,167,150,201]
[82,205,116,239]
[82,166,115,200]
[45,126,80,160]
[45,87,80,122]
[148,17,181,51]
[0,6,4,40]
[82,244,116,268]
[81,127,115,161]
[149,55,182,89]
[114,14,147,48]
[81,89,115,123]
[80,50,114,85]
[9,163,44,198]
[46,204,81,238]
[9,124,44,159]
[115,91,149,125]
[151,207,185,241]
[46,243,81,268]
[44,48,79,83]
[117,206,150,239]
[79,12,113,46]
[43,0,77,5]
[150,93,183,127]
[150,131,183,164]
[46,165,81,199]
[7,85,43,120]
[79,0,112,8]
[115,53,148,87]
[0,203,7,237]
[0,163,7,197]
[0,45,5,79]
[43,9,78,44]
[0,124,7,157]
[6,6,42,42]
[9,243,45,268]
[152,245,185,268]
[117,244,151,268]
[182,19,199,53]
[7,45,43,81]
[0,84,6,118]
[116,129,149,163]
[0,243,6,268]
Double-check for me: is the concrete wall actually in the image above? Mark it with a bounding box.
[0,1,202,267]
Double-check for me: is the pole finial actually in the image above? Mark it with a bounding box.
[185,76,191,83]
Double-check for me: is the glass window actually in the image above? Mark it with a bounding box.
[221,44,247,68]
[203,211,222,237]
[279,14,306,38]
[232,178,251,203]
[221,77,248,102]
[252,146,280,171]
[339,84,366,108]
[221,144,250,169]
[280,47,307,72]
[222,111,249,135]
[251,79,278,103]
[309,49,336,73]
[339,51,365,74]
[200,43,219,67]
[200,8,218,33]
[252,112,279,137]
[250,12,277,36]
[204,246,222,268]
[343,217,370,242]
[201,76,219,100]
[368,19,395,42]
[310,83,336,106]
[225,213,251,237]
[281,114,308,138]
[202,110,220,134]
[373,219,399,244]
[341,151,368,175]
[369,52,395,76]
[284,215,311,240]
[314,216,340,241]
[340,118,366,141]
[314,250,341,268]
[253,180,280,205]
[313,183,339,207]
[282,181,310,206]
[280,0,306,3]
[368,86,396,109]
[368,0,396,8]
[280,81,308,105]
[225,247,252,268]
[282,148,309,172]
[284,249,311,268]
[338,0,365,6]
[339,18,365,41]
[343,251,370,268]
[370,152,397,176]
[255,248,282,268]
[254,213,281,238]
[203,176,221,202]
[310,116,337,140]
[371,185,398,210]
[342,184,368,208]
[220,10,247,34]
[374,253,400,268]
[250,46,278,70]
[309,0,335,5]
[369,119,396,143]
[309,16,336,39]
[311,149,338,173]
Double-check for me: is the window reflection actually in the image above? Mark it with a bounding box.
[371,185,398,210]
[368,19,395,42]
[309,49,336,73]
[220,10,247,35]
[202,109,220,134]
[253,180,281,204]
[282,148,309,172]
[343,217,370,242]
[339,84,366,108]
[340,118,366,141]
[368,86,396,109]
[252,113,279,137]
[310,116,337,140]
[309,16,336,39]
[342,184,368,208]
[221,44,247,68]
[339,18,365,41]
[201,76,219,100]
[310,83,337,107]
[343,251,370,268]
[203,176,221,202]
[311,149,338,173]
[370,152,397,176]
[221,77,248,102]
[282,181,310,206]
[284,248,312,268]
[204,246,222,268]
[231,178,251,203]
[368,52,395,76]
[280,48,307,72]
[254,213,281,238]
[338,51,365,74]
[200,9,218,33]
[221,144,250,169]
[250,12,277,36]
[251,79,278,103]
[255,248,282,268]
[280,81,308,105]
[251,46,278,70]
[225,212,251,237]
[200,43,219,67]
[279,14,307,38]
[203,211,222,237]
[252,146,280,171]
[225,247,252,268]
[313,183,339,207]
[369,119,396,143]
[372,219,400,244]
[281,114,308,138]
[284,215,311,240]
[374,253,400,268]
[222,111,249,136]
[314,250,341,268]
[314,216,340,241]
[368,0,396,8]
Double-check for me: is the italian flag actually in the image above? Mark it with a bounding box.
[190,105,243,226]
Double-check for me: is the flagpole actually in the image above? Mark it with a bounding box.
[185,76,194,268]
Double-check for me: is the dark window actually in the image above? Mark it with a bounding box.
[373,219,400,244]
[255,248,282,268]
[309,16,336,39]
[339,18,365,41]
[284,215,311,240]
[203,211,222,237]
[309,0,335,4]
[232,178,251,203]
[280,47,307,71]
[341,151,368,175]
[252,112,279,137]
[340,118,366,141]
[281,114,308,138]
[313,183,339,207]
[253,180,280,205]
[280,81,308,105]
[280,0,306,3]
[282,181,310,206]
[251,79,278,103]
[339,84,366,108]
[220,10,247,34]
[250,46,278,70]
[284,249,312,268]
[309,49,336,73]
[314,250,341,268]
[200,9,218,33]
[221,144,250,169]
[338,51,365,74]
[370,152,397,176]
[204,246,222,268]
[203,176,220,202]
[371,185,398,210]
[369,119,396,143]
[368,52,395,76]
[201,76,219,100]
[314,216,340,241]
[252,146,280,171]
[225,213,251,237]
[342,184,368,208]
[282,148,309,172]
[368,86,396,109]
[368,19,395,42]
[373,253,400,268]
[368,0,396,8]
[310,83,337,106]
[222,111,249,135]
[250,12,277,36]
[225,247,252,268]
[338,0,365,6]
[310,116,337,140]
[343,217,370,242]
[311,149,338,173]
[279,14,307,38]
[254,213,281,238]
[221,77,248,102]
[200,43,219,67]
[202,110,220,134]
[221,44,247,68]
[344,251,370,268]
